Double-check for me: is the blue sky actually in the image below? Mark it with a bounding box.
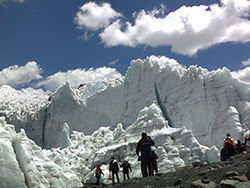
[0,0,250,91]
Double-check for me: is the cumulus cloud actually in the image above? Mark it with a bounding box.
[231,67,250,83]
[242,58,250,66]
[0,61,43,87]
[74,1,122,31]
[77,0,250,56]
[35,67,123,92]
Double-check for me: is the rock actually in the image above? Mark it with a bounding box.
[198,169,210,176]
[190,179,216,188]
[220,179,239,188]
[226,171,239,178]
[174,178,183,186]
[192,161,203,167]
[245,168,250,180]
[235,181,250,188]
[201,177,210,184]
[232,176,248,182]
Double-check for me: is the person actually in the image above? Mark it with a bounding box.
[235,140,245,154]
[221,133,236,161]
[136,132,155,177]
[245,132,250,152]
[244,137,249,152]
[120,160,132,181]
[109,156,120,185]
[95,164,104,186]
[151,150,158,175]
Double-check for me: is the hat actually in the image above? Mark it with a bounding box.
[245,137,249,141]
[97,164,100,167]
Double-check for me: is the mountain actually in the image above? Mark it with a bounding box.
[0,55,250,187]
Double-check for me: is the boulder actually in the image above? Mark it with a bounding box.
[220,179,239,188]
[190,179,216,188]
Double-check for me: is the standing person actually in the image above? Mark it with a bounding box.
[245,132,250,152]
[136,132,155,177]
[244,137,249,152]
[151,150,158,175]
[235,140,245,154]
[109,156,120,185]
[95,164,104,186]
[120,160,132,181]
[221,133,236,161]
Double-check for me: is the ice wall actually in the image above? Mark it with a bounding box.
[45,56,250,149]
[1,55,250,150]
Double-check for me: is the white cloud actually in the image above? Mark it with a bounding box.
[0,61,43,87]
[97,0,250,56]
[74,1,122,31]
[108,59,119,66]
[242,58,250,66]
[232,67,250,83]
[0,0,25,5]
[35,67,123,92]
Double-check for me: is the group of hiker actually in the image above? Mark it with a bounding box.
[95,131,250,185]
[95,132,158,185]
[220,133,250,161]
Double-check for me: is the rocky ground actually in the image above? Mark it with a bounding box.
[82,152,250,188]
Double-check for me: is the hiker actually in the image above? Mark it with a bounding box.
[221,133,236,161]
[245,132,250,152]
[235,140,245,154]
[95,164,104,186]
[244,136,250,152]
[120,160,132,181]
[109,156,120,185]
[136,132,155,177]
[151,150,158,175]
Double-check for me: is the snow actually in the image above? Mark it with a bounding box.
[0,55,250,187]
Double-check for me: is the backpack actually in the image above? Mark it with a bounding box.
[224,138,233,149]
[95,168,102,177]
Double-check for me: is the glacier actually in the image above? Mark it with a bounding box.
[1,55,250,187]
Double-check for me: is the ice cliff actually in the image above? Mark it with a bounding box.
[1,55,250,187]
[2,55,249,149]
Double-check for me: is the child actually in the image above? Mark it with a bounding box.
[95,164,104,185]
[120,160,132,181]
[152,150,158,175]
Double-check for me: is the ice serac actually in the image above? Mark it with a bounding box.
[0,85,48,147]
[13,129,83,188]
[0,117,27,188]
[60,122,71,150]
[44,102,219,185]
[1,55,250,151]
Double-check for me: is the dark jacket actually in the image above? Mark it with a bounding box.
[136,136,155,159]
[152,152,158,166]
[109,159,119,172]
[120,161,132,173]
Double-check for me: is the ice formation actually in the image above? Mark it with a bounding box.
[1,55,250,187]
